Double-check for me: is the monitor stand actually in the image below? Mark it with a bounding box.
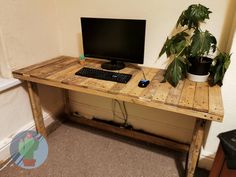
[101,60,125,70]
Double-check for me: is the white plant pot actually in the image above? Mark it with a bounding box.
[187,72,210,82]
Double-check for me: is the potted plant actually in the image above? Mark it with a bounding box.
[18,133,39,167]
[159,4,231,87]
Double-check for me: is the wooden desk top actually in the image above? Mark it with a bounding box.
[13,56,224,122]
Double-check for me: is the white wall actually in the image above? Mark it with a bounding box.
[0,0,63,163]
[0,84,64,163]
[55,0,236,169]
[0,0,61,70]
[0,84,64,141]
[55,0,229,68]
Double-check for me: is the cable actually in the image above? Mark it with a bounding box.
[131,64,147,80]
[112,99,126,121]
[122,101,128,126]
[112,99,129,127]
[141,68,147,80]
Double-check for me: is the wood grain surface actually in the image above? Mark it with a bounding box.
[13,56,224,122]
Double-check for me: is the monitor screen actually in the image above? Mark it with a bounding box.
[81,17,146,69]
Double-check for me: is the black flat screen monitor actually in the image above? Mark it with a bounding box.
[81,17,146,70]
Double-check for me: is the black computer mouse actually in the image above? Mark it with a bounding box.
[138,80,150,88]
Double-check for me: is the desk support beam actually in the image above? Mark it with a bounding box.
[27,81,47,137]
[63,89,71,115]
[187,119,206,177]
[70,115,190,152]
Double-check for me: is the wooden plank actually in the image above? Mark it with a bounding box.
[139,70,164,101]
[152,81,172,103]
[13,72,223,122]
[29,57,78,78]
[193,82,209,112]
[46,64,83,82]
[12,56,224,121]
[70,115,190,152]
[108,67,140,94]
[209,85,224,119]
[128,68,158,97]
[45,57,102,82]
[79,77,116,92]
[13,56,67,75]
[187,119,206,177]
[46,58,101,82]
[62,74,89,86]
[83,59,104,68]
[63,89,71,115]
[179,80,196,109]
[166,80,184,106]
[61,60,102,85]
[27,81,47,137]
[14,72,223,122]
[119,68,151,95]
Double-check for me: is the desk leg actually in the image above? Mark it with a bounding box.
[187,119,206,177]
[27,81,47,137]
[63,89,71,115]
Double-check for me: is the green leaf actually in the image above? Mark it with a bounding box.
[163,56,187,87]
[209,52,231,86]
[159,32,189,58]
[176,4,212,29]
[159,38,169,57]
[190,30,216,57]
[223,53,231,70]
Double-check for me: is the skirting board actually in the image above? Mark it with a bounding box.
[0,113,55,165]
[0,78,22,93]
[199,148,215,170]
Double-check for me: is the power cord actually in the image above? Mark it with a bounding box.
[122,101,128,126]
[131,64,147,80]
[112,99,125,121]
[141,68,147,80]
[112,99,128,127]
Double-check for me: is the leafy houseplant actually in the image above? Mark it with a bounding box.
[159,4,231,87]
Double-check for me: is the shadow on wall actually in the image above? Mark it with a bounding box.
[22,83,64,121]
[218,0,236,52]
[77,33,83,55]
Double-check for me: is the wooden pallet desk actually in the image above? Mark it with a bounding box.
[13,56,224,177]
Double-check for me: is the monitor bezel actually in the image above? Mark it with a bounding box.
[81,17,146,66]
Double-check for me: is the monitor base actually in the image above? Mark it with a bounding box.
[101,61,125,70]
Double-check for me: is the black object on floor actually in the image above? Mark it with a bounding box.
[218,129,236,169]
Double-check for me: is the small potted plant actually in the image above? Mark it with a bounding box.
[18,133,39,167]
[159,4,231,87]
[79,54,86,65]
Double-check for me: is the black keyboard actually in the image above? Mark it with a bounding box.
[75,67,132,83]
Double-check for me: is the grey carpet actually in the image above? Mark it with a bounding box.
[0,121,209,177]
